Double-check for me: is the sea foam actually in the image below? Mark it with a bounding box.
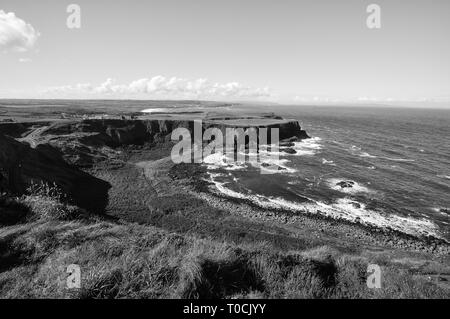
[206,173,442,240]
[327,178,372,194]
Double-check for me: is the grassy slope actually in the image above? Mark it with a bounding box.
[1,191,449,299]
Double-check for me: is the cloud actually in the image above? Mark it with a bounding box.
[293,95,342,104]
[0,10,40,52]
[41,76,272,100]
[18,57,32,63]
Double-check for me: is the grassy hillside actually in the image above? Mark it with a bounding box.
[1,192,449,299]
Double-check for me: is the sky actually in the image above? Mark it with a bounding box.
[0,0,449,104]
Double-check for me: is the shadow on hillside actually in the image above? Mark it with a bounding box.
[70,174,112,216]
[0,236,32,273]
[188,257,265,299]
[0,134,112,216]
[0,196,30,226]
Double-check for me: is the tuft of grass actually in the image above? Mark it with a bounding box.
[21,195,86,221]
[26,181,68,202]
[79,268,123,299]
[0,182,88,225]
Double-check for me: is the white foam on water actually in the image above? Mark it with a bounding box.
[270,137,323,157]
[440,211,449,217]
[381,157,415,162]
[295,149,317,156]
[202,137,322,173]
[203,150,296,174]
[207,173,267,203]
[206,173,443,240]
[250,158,298,174]
[327,178,372,194]
[437,174,450,180]
[432,207,449,217]
[322,158,335,166]
[360,152,377,158]
[203,152,247,171]
[291,137,322,156]
[258,144,317,158]
[251,147,287,158]
[330,198,440,238]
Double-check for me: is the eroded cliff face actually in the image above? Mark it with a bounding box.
[0,116,310,167]
[40,117,310,145]
[0,122,43,138]
[202,120,310,142]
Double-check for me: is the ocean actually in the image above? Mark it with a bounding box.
[203,105,450,241]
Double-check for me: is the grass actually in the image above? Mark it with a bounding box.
[91,161,322,253]
[1,145,449,299]
[1,193,449,299]
[0,182,87,226]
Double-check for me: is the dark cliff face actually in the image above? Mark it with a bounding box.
[274,121,310,140]
[0,122,41,138]
[32,117,310,147]
[80,118,310,145]
[0,117,310,168]
[0,134,110,212]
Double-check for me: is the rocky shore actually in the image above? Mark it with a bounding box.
[164,161,450,257]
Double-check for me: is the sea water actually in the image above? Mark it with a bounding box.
[204,105,450,241]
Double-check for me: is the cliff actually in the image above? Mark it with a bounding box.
[0,115,310,167]
[0,134,110,212]
[31,117,309,146]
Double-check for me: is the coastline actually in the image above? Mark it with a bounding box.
[167,161,450,256]
[1,103,449,297]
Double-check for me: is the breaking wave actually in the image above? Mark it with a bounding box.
[322,158,335,166]
[206,172,441,240]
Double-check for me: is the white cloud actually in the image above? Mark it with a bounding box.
[0,10,40,52]
[292,95,342,104]
[18,57,32,63]
[41,76,272,100]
